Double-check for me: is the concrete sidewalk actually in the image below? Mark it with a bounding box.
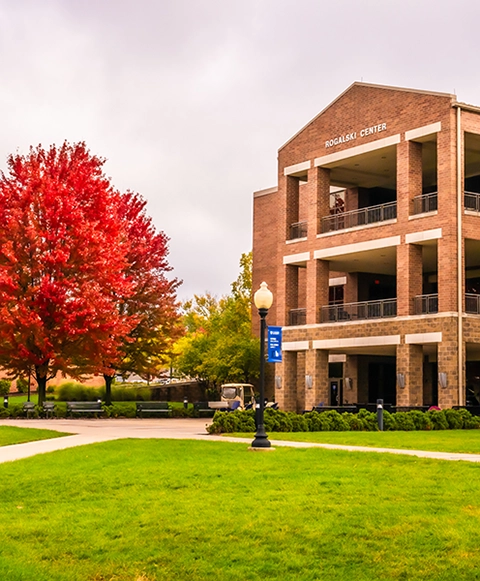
[2,418,480,464]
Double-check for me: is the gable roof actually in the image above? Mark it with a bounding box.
[279,82,456,152]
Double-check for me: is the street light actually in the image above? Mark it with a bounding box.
[251,282,273,449]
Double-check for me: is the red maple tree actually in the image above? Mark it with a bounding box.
[102,191,182,404]
[0,142,139,403]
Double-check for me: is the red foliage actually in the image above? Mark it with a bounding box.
[0,142,170,401]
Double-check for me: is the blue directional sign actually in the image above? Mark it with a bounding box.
[267,326,282,362]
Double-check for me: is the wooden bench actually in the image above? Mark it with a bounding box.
[42,401,55,418]
[23,401,36,418]
[66,401,104,417]
[136,401,171,418]
[193,402,215,418]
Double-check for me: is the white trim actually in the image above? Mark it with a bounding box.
[317,219,397,238]
[253,186,277,198]
[284,160,311,176]
[313,335,401,350]
[314,235,400,260]
[405,332,442,344]
[405,228,442,244]
[283,341,309,351]
[408,211,438,220]
[283,252,310,265]
[314,134,401,167]
[329,277,347,287]
[286,237,307,245]
[405,122,441,141]
[328,354,346,362]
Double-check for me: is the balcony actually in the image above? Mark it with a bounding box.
[465,191,480,212]
[321,298,397,322]
[414,294,438,314]
[288,221,307,240]
[413,192,437,214]
[288,308,306,326]
[321,202,396,233]
[466,293,480,314]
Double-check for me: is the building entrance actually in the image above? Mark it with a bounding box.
[329,379,343,405]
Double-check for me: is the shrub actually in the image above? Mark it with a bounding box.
[264,409,293,432]
[16,377,28,394]
[289,412,308,432]
[343,412,367,431]
[304,411,323,432]
[357,409,378,431]
[207,411,237,434]
[104,402,136,418]
[392,412,416,431]
[427,409,449,430]
[408,410,433,431]
[57,382,101,402]
[382,410,396,431]
[444,408,465,430]
[0,379,11,396]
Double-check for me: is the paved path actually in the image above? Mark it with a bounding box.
[2,418,480,464]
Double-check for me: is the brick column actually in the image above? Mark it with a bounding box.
[309,259,330,324]
[396,343,423,406]
[437,335,461,408]
[397,140,422,222]
[344,273,358,304]
[315,167,330,235]
[438,236,458,313]
[397,243,423,317]
[280,351,297,412]
[296,351,306,413]
[286,176,299,239]
[344,355,358,404]
[285,265,299,326]
[305,349,329,410]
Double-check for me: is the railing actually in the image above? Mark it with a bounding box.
[288,308,306,326]
[414,294,438,314]
[413,192,437,214]
[466,293,480,314]
[465,191,480,212]
[321,201,396,233]
[321,299,397,322]
[289,221,307,240]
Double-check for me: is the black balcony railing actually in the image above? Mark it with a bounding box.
[288,221,307,240]
[321,202,397,233]
[466,293,480,314]
[413,192,438,214]
[321,298,397,322]
[465,191,480,212]
[414,294,438,314]
[288,308,306,326]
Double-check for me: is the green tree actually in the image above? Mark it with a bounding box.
[175,253,259,390]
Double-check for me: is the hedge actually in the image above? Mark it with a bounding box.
[0,401,196,419]
[206,407,480,434]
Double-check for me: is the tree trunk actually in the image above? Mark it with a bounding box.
[36,371,47,406]
[104,374,113,406]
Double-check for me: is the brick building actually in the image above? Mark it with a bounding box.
[252,82,480,412]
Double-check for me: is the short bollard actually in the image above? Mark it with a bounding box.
[255,402,260,430]
[3,395,8,409]
[183,396,188,409]
[377,399,384,431]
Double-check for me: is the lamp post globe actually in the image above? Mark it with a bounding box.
[251,282,273,449]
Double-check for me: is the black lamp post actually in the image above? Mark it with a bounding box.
[251,281,273,449]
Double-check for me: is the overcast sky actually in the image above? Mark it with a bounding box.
[1,0,480,300]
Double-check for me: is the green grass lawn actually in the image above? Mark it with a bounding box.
[0,426,69,447]
[230,429,480,454]
[1,439,480,580]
